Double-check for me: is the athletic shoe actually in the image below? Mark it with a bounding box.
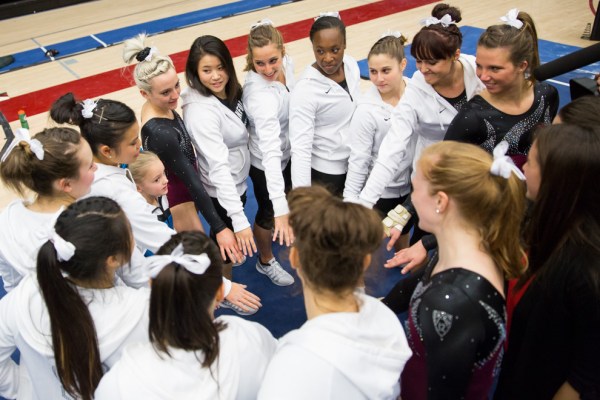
[220,299,258,316]
[232,255,247,267]
[256,257,295,286]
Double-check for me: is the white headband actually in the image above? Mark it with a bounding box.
[380,30,403,39]
[250,18,274,30]
[48,228,76,262]
[490,141,526,180]
[145,243,211,279]
[420,14,455,28]
[81,99,98,119]
[1,128,44,162]
[500,9,523,29]
[315,11,340,21]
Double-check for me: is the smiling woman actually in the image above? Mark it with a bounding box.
[241,19,296,287]
[123,36,264,315]
[180,35,266,316]
[444,9,559,169]
[122,35,239,245]
[356,3,485,209]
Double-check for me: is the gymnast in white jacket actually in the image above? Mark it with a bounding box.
[241,19,295,287]
[0,127,96,292]
[50,93,173,253]
[343,32,412,216]
[259,186,412,400]
[0,197,150,400]
[358,4,485,208]
[181,35,257,261]
[289,13,361,196]
[95,231,277,400]
[50,93,256,313]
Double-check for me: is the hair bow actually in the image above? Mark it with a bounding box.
[145,243,211,279]
[420,14,454,28]
[48,228,76,262]
[144,46,157,62]
[315,11,341,21]
[250,18,274,30]
[500,9,523,29]
[1,128,44,162]
[81,99,98,119]
[490,141,526,180]
[380,30,403,39]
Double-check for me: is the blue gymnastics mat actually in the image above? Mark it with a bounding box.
[358,26,600,108]
[0,0,294,74]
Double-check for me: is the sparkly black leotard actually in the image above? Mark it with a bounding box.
[444,82,558,168]
[384,253,506,400]
[141,111,226,233]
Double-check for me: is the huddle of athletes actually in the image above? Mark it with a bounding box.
[1,3,599,399]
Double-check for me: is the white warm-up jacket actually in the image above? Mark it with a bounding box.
[242,54,295,217]
[258,293,412,400]
[344,80,413,202]
[95,316,277,400]
[0,275,149,400]
[289,55,361,187]
[181,88,251,233]
[359,54,485,207]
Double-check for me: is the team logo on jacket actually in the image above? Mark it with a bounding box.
[432,309,453,341]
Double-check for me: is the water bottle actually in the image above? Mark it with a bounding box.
[18,110,29,129]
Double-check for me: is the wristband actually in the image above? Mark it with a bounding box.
[382,204,411,236]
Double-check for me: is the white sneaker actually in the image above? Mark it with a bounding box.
[220,299,258,316]
[232,255,247,267]
[256,257,295,286]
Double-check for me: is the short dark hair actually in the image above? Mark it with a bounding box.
[309,15,346,44]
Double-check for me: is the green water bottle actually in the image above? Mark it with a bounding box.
[18,109,29,129]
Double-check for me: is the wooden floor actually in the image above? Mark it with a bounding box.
[0,0,595,208]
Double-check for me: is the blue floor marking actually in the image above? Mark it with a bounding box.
[1,0,292,73]
[359,26,600,107]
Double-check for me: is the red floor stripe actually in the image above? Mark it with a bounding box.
[0,0,435,122]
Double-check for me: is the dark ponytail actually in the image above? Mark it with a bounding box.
[50,92,136,156]
[36,196,133,400]
[149,231,225,368]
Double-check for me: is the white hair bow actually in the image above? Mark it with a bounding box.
[490,141,526,180]
[145,243,211,279]
[315,11,340,21]
[250,18,274,30]
[1,128,44,162]
[420,14,454,28]
[48,228,76,262]
[500,9,523,29]
[144,46,158,62]
[380,30,403,39]
[81,99,98,119]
